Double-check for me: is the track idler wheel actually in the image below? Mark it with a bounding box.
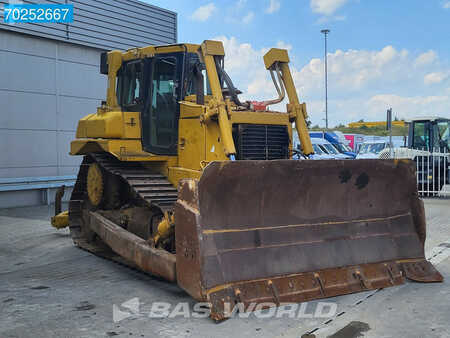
[87,163,104,207]
[86,162,123,209]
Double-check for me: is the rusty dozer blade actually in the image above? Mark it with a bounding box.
[174,159,443,320]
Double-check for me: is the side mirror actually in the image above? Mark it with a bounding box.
[100,52,108,75]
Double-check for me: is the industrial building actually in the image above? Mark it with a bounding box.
[0,0,177,208]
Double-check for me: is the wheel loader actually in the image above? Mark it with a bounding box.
[52,40,442,320]
[378,117,450,195]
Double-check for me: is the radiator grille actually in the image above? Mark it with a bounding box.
[233,124,290,160]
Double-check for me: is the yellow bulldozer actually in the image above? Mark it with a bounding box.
[52,40,442,320]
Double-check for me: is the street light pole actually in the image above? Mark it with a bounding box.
[321,29,330,130]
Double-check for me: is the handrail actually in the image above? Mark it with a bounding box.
[0,175,76,192]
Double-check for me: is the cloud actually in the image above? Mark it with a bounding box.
[265,0,281,14]
[367,94,450,119]
[414,50,437,67]
[317,14,346,23]
[242,11,254,24]
[294,45,412,95]
[443,1,450,9]
[307,94,450,126]
[215,36,450,126]
[424,72,449,85]
[190,3,216,22]
[236,0,247,7]
[217,36,261,73]
[225,1,255,25]
[216,36,280,99]
[276,41,292,51]
[310,0,349,16]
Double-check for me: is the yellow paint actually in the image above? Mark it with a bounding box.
[122,43,200,61]
[263,48,290,69]
[106,51,123,109]
[279,62,313,155]
[71,139,174,162]
[184,94,213,105]
[123,112,141,139]
[231,111,289,125]
[180,101,205,119]
[205,121,228,162]
[201,40,225,56]
[348,121,406,128]
[51,211,69,229]
[200,41,236,156]
[178,117,205,171]
[153,212,175,245]
[70,40,315,190]
[167,167,202,187]
[87,163,104,206]
[76,111,141,139]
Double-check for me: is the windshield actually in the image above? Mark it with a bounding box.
[359,143,386,154]
[313,144,325,155]
[342,144,352,152]
[333,143,345,153]
[322,143,339,154]
[333,143,352,153]
[436,120,450,151]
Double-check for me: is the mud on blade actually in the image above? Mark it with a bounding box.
[174,159,442,320]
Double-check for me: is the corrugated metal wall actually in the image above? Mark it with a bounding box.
[0,0,177,50]
[0,0,176,208]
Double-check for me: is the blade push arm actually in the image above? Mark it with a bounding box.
[263,48,314,156]
[200,40,237,159]
[105,51,123,110]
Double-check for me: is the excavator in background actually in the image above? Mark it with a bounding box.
[51,40,442,320]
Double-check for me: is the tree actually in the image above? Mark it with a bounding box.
[357,119,365,123]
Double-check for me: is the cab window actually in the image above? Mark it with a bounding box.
[149,57,178,149]
[413,121,430,149]
[116,61,143,112]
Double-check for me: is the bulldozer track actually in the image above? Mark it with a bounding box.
[91,152,178,211]
[68,152,178,272]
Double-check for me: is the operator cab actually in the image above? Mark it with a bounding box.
[408,117,450,152]
[109,48,246,157]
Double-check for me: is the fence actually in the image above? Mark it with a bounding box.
[379,147,449,197]
[414,148,449,197]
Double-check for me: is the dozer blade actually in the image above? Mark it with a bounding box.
[174,159,443,320]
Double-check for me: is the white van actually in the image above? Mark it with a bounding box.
[356,141,390,159]
[311,138,351,159]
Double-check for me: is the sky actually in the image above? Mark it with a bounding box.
[145,0,450,127]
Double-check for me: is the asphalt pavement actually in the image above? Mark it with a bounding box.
[0,199,449,338]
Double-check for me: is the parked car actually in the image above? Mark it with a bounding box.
[356,141,390,159]
[293,134,332,159]
[332,142,356,158]
[310,131,356,158]
[312,138,352,159]
[309,139,336,159]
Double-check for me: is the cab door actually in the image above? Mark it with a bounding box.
[141,53,184,155]
[411,120,431,150]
